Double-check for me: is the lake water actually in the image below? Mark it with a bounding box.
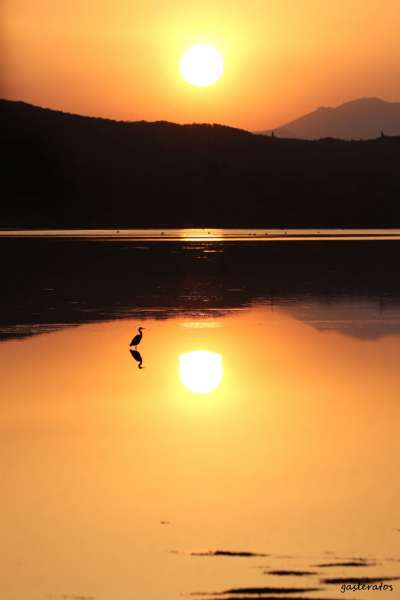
[1,232,399,600]
[2,227,400,240]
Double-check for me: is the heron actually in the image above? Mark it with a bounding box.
[130,326,145,348]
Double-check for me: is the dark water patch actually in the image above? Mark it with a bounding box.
[190,550,269,557]
[322,576,400,584]
[195,586,322,595]
[316,555,374,562]
[201,598,343,600]
[315,561,375,568]
[266,570,318,576]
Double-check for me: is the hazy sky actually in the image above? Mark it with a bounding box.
[3,0,400,129]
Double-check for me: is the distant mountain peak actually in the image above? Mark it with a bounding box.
[343,96,386,105]
[264,97,400,140]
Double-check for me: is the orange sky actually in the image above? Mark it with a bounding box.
[3,0,400,129]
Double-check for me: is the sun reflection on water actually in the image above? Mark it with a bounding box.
[179,350,223,393]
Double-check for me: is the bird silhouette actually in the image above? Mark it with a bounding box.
[130,349,143,369]
[130,326,145,348]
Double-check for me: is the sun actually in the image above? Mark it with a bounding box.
[179,45,224,87]
[179,351,223,393]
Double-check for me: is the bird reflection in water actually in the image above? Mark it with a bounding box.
[130,349,144,369]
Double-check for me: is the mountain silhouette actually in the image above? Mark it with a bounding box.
[1,99,400,227]
[264,98,400,140]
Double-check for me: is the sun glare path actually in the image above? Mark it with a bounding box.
[179,45,224,87]
[179,351,223,393]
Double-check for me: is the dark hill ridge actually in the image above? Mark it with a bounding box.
[1,99,400,227]
[264,98,400,140]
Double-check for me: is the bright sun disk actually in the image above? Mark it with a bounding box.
[180,44,224,87]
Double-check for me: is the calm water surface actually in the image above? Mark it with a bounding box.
[1,235,399,600]
[2,227,400,240]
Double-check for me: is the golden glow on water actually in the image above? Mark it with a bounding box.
[0,308,399,599]
[179,351,223,393]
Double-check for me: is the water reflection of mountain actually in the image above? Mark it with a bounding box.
[2,238,400,341]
